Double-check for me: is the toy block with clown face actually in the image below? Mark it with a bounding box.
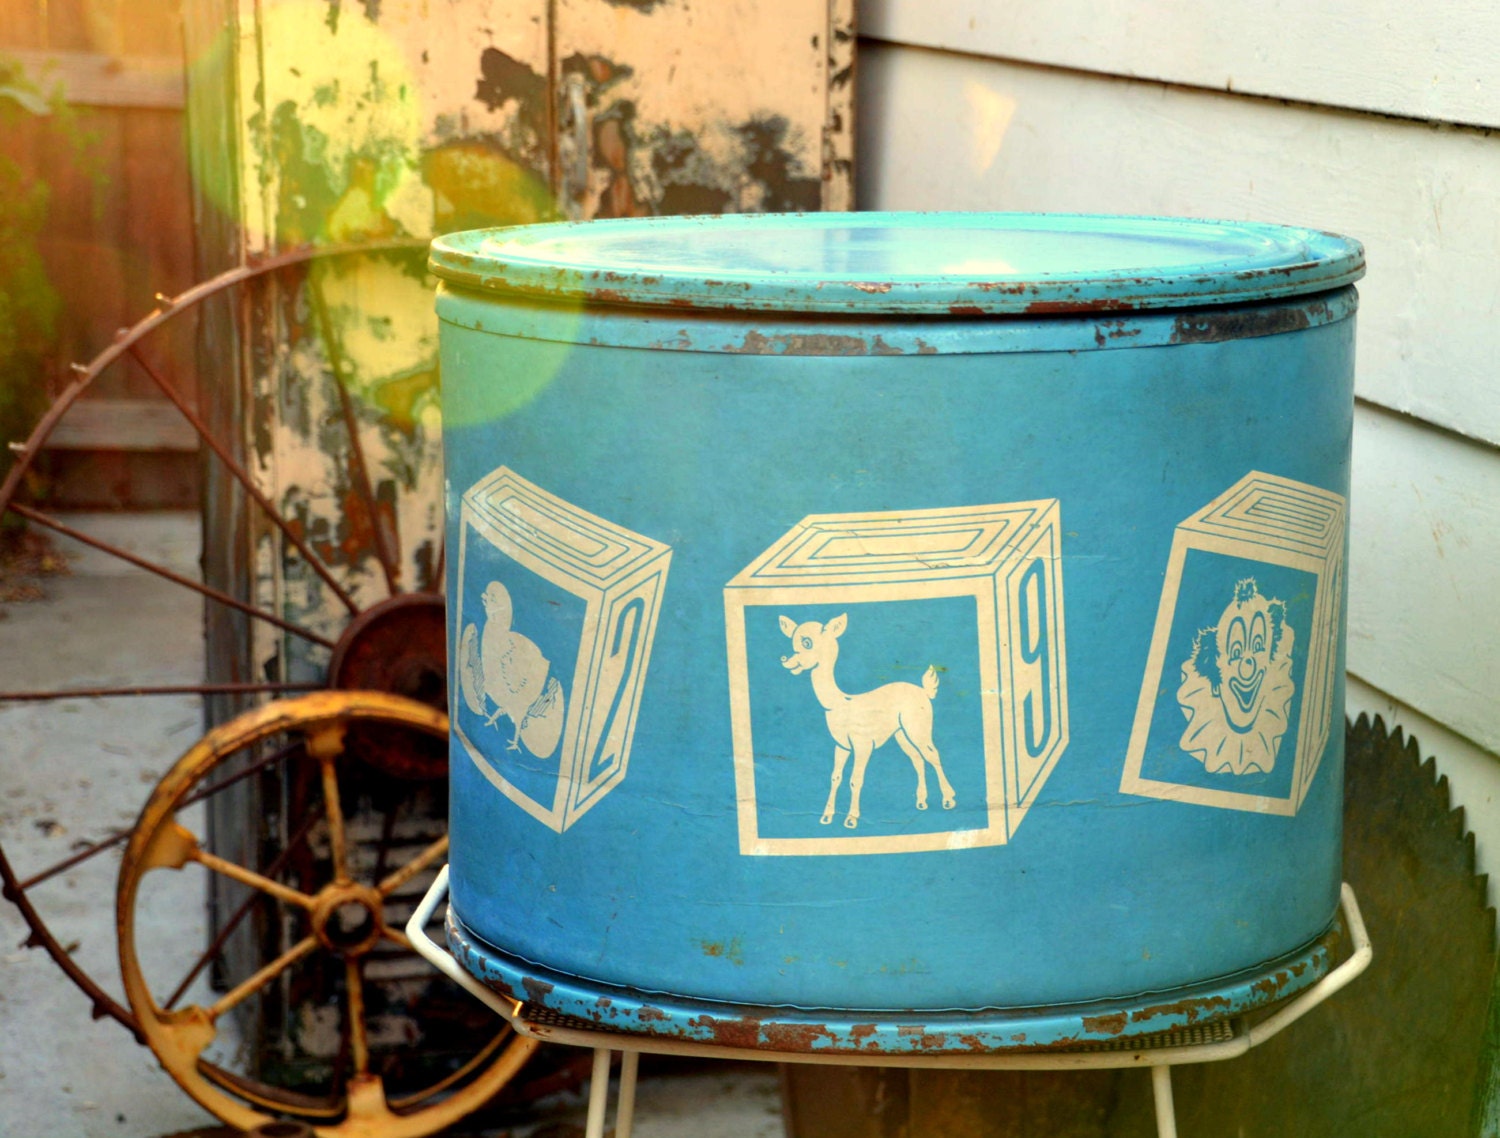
[1120,471,1347,815]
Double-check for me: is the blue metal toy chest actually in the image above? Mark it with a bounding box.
[431,213,1363,1051]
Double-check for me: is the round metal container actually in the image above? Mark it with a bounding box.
[432,213,1363,1051]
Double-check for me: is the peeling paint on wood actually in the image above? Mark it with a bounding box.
[227,0,853,695]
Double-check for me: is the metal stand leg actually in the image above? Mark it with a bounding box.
[585,1048,613,1138]
[616,1051,640,1138]
[583,1048,640,1138]
[1151,1064,1178,1138]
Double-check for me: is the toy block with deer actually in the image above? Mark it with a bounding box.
[725,500,1070,857]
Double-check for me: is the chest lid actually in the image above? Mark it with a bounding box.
[429,212,1364,316]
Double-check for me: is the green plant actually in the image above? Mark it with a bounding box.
[0,55,96,493]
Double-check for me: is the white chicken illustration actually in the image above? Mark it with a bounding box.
[459,580,565,759]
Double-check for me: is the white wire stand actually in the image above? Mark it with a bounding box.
[408,867,1371,1138]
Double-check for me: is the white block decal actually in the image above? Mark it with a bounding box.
[725,502,1069,856]
[1121,472,1347,816]
[455,467,671,832]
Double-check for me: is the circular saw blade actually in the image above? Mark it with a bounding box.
[782,715,1500,1137]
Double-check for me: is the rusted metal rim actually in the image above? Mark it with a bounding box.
[446,900,1346,1055]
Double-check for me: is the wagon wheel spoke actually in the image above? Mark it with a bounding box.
[345,958,371,1077]
[377,833,450,898]
[164,804,325,1011]
[126,344,359,616]
[115,693,537,1135]
[202,935,320,1022]
[188,842,318,912]
[346,1071,398,1125]
[309,725,352,883]
[8,504,337,650]
[309,277,402,597]
[17,740,303,893]
[381,925,415,953]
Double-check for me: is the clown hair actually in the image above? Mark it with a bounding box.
[1268,597,1288,656]
[1188,626,1221,690]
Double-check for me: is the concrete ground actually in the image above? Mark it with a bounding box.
[0,512,785,1138]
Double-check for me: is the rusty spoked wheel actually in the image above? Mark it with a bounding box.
[117,691,537,1135]
[0,239,449,1033]
[0,240,548,1125]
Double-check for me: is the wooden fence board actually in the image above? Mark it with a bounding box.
[42,399,197,451]
[3,1,196,479]
[10,50,184,108]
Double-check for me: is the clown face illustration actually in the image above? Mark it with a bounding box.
[1218,591,1275,732]
[1176,579,1296,775]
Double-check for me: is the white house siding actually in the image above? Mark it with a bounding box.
[854,8,1500,884]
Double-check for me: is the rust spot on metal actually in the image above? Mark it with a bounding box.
[521,977,555,1003]
[914,338,937,355]
[732,330,871,356]
[636,1006,668,1022]
[689,1014,762,1050]
[852,281,892,294]
[764,1022,835,1051]
[1126,993,1235,1026]
[849,1023,878,1043]
[1170,302,1316,345]
[1249,971,1297,1002]
[1082,1012,1128,1036]
[870,335,902,356]
[698,936,745,965]
[948,304,984,316]
[1025,297,1134,315]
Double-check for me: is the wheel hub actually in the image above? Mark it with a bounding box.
[310,882,387,958]
[328,594,449,779]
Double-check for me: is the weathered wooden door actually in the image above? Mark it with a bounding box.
[183,0,853,1091]
[190,0,854,707]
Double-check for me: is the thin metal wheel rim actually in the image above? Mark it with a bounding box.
[0,239,433,1035]
[116,691,536,1136]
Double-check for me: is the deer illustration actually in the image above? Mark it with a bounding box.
[780,613,956,830]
